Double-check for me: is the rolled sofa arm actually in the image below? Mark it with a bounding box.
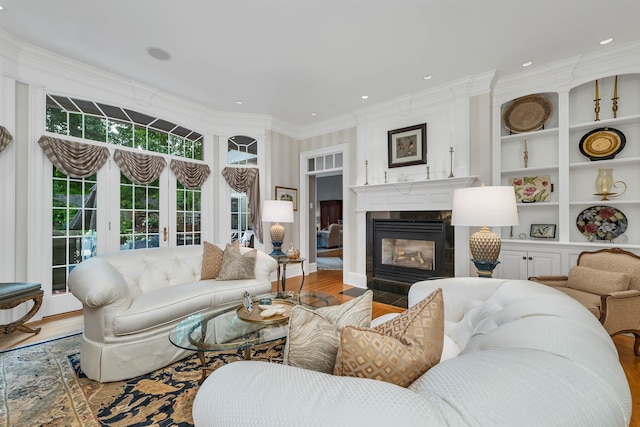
[608,289,640,299]
[68,257,132,309]
[528,275,569,288]
[250,249,278,280]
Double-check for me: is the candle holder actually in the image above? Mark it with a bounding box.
[594,168,626,201]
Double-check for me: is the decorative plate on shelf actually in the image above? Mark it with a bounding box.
[579,127,626,161]
[502,94,553,133]
[576,205,628,241]
[509,175,551,203]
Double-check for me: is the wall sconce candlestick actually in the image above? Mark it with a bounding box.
[364,160,369,185]
[594,79,601,121]
[448,146,455,178]
[612,75,619,118]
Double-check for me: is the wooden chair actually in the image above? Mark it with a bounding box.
[530,248,640,356]
[0,282,43,335]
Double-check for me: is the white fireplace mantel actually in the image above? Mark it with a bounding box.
[350,176,477,212]
[347,176,478,286]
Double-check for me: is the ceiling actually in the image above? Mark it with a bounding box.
[2,0,640,128]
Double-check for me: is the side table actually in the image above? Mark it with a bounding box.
[273,256,306,294]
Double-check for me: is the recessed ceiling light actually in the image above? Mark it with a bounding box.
[0,6,4,10]
[311,112,317,116]
[600,37,614,45]
[522,61,533,67]
[361,95,369,100]
[235,101,243,105]
[423,74,432,80]
[146,47,171,61]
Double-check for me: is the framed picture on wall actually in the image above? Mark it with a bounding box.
[275,186,298,211]
[387,123,427,168]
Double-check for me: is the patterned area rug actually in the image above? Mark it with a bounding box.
[0,334,284,426]
[317,256,343,270]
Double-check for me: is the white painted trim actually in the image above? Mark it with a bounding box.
[299,143,349,284]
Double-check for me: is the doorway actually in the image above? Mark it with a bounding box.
[316,175,343,271]
[299,143,348,278]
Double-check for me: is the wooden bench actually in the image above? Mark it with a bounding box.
[0,282,43,335]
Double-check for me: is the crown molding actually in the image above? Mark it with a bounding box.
[494,39,640,102]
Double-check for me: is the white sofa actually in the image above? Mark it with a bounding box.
[193,277,631,426]
[68,244,277,382]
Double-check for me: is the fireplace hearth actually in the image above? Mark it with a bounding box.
[366,211,454,295]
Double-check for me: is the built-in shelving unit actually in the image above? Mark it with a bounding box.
[492,72,640,279]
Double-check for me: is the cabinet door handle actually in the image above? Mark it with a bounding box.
[163,227,168,241]
[522,256,527,260]
[528,256,533,260]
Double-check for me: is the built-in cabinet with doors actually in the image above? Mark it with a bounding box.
[493,71,640,279]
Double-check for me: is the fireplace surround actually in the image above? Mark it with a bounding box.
[367,211,454,294]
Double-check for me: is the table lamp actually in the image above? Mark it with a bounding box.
[262,200,294,256]
[451,185,519,277]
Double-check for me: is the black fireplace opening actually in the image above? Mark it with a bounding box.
[366,211,454,295]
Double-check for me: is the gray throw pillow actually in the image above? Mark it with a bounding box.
[283,290,372,373]
[216,242,257,280]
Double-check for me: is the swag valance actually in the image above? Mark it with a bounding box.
[0,126,13,153]
[222,167,262,243]
[38,136,109,178]
[113,149,167,185]
[170,159,211,189]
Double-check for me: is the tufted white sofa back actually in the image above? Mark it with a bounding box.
[99,245,205,298]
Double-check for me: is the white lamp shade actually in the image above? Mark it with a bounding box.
[451,186,519,227]
[262,200,294,223]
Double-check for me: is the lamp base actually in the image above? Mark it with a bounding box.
[471,259,500,278]
[270,240,285,257]
[270,223,286,256]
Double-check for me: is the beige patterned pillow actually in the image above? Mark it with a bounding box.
[567,265,630,295]
[283,290,373,374]
[334,288,444,387]
[216,241,257,280]
[201,241,224,280]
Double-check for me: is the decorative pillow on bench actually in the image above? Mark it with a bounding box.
[567,265,630,295]
[334,288,444,387]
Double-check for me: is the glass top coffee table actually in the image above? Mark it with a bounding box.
[169,290,339,383]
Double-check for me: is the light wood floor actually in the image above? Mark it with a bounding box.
[1,269,637,426]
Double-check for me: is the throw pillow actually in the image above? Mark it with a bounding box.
[567,265,630,295]
[200,241,224,280]
[216,241,257,280]
[283,290,373,373]
[334,288,444,387]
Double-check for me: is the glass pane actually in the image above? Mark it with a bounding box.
[120,210,133,234]
[134,187,147,209]
[52,268,67,293]
[316,156,324,170]
[68,181,82,207]
[52,238,66,266]
[193,141,203,160]
[134,126,147,150]
[108,120,133,147]
[69,113,83,138]
[52,180,67,207]
[84,116,107,142]
[325,155,334,169]
[335,153,343,167]
[120,184,133,209]
[147,212,159,233]
[46,106,68,135]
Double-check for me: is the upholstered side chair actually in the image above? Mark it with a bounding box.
[530,247,640,356]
